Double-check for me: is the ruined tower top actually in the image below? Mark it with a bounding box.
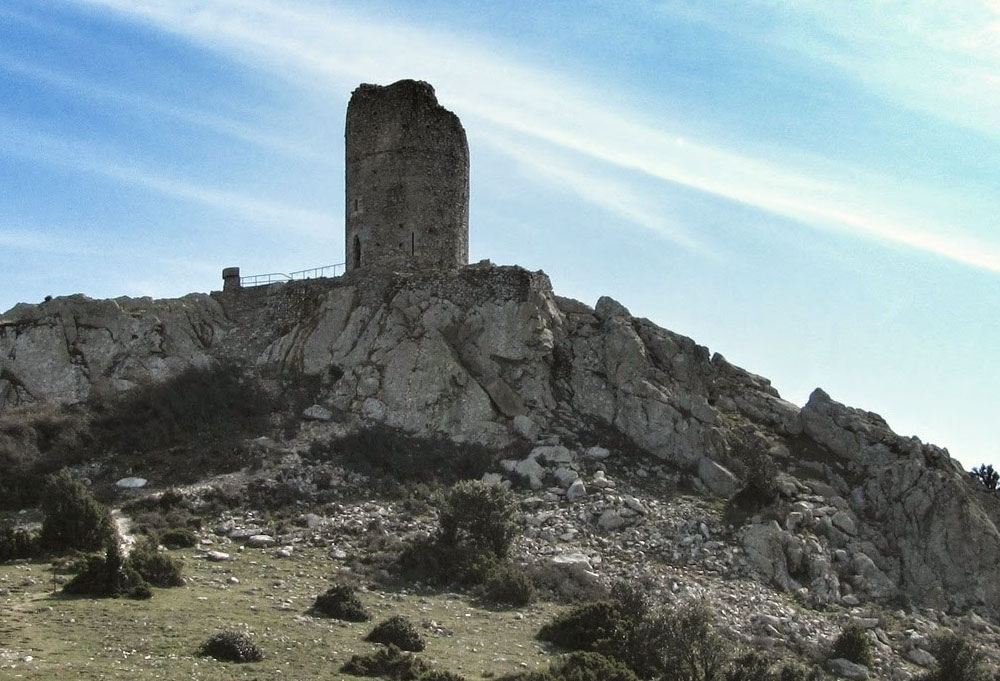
[344,79,469,273]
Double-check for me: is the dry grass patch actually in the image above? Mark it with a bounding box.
[1,543,562,680]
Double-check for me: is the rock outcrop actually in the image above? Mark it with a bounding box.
[0,294,227,408]
[2,263,999,617]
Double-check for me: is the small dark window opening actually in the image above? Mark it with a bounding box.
[353,199,359,211]
[411,232,415,256]
[353,235,361,269]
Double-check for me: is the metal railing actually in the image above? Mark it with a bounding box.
[240,263,345,287]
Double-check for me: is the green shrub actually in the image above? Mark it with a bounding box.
[417,672,467,681]
[917,632,991,681]
[63,541,149,599]
[494,672,556,681]
[126,537,184,587]
[482,563,536,607]
[537,599,731,681]
[970,464,999,490]
[0,525,39,561]
[324,424,495,485]
[725,653,822,681]
[91,363,275,458]
[776,663,823,681]
[724,432,778,524]
[537,601,625,653]
[438,481,518,559]
[365,615,425,652]
[311,583,370,622]
[198,630,263,663]
[158,527,198,549]
[830,624,874,668]
[609,580,651,623]
[398,480,521,588]
[726,651,775,681]
[340,644,429,679]
[39,469,114,553]
[649,602,730,681]
[495,652,639,681]
[552,651,641,681]
[0,404,93,509]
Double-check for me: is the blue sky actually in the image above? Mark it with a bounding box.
[2,0,998,469]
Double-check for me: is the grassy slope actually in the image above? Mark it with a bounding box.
[1,545,562,680]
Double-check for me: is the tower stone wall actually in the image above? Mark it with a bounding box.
[345,79,469,273]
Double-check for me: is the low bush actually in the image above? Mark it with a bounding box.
[198,630,264,663]
[311,583,370,622]
[0,403,93,509]
[322,424,495,486]
[0,525,39,561]
[552,651,642,681]
[438,481,518,559]
[537,601,624,654]
[725,651,821,681]
[496,652,640,681]
[970,464,999,490]
[63,541,149,599]
[158,527,198,549]
[340,644,428,679]
[417,672,467,681]
[365,615,425,652]
[609,580,651,623]
[127,537,184,587]
[668,602,730,681]
[398,481,521,588]
[39,469,114,553]
[482,563,536,607]
[724,431,779,525]
[917,632,991,681]
[726,652,773,681]
[537,597,731,681]
[830,624,874,668]
[90,363,275,459]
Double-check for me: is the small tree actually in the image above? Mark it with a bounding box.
[917,632,991,681]
[437,480,518,560]
[970,464,999,491]
[40,469,114,553]
[830,624,874,668]
[644,603,730,681]
[399,480,521,587]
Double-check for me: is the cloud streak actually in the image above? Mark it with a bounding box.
[68,0,1000,274]
[648,0,1000,141]
[0,120,336,236]
[0,54,329,164]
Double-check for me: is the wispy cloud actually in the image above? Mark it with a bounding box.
[0,54,329,163]
[0,120,336,236]
[69,0,1000,273]
[648,0,1000,141]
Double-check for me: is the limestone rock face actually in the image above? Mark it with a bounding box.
[797,389,1000,613]
[4,263,1000,616]
[0,293,227,408]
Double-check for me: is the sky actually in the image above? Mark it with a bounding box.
[1,0,998,469]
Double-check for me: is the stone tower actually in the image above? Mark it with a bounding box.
[345,79,469,273]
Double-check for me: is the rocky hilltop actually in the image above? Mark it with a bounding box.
[3,263,999,628]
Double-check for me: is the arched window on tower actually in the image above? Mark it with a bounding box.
[353,235,362,269]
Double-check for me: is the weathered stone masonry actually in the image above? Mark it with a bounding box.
[345,79,469,273]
